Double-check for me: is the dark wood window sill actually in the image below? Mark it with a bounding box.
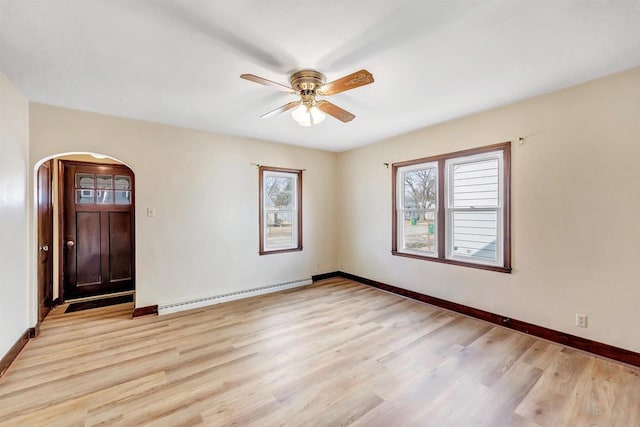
[259,247,303,256]
[391,250,512,273]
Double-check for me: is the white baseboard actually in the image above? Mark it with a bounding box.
[157,278,312,315]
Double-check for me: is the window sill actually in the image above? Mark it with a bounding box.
[260,247,303,256]
[391,250,512,273]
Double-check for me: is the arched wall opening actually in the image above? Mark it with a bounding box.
[32,152,136,323]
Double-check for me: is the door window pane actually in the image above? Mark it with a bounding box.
[96,190,114,204]
[96,174,113,189]
[115,190,131,205]
[76,189,94,204]
[115,175,131,190]
[76,174,94,189]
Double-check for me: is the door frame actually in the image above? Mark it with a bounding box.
[57,159,64,302]
[57,159,136,302]
[37,160,54,323]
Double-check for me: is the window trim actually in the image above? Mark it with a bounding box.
[259,166,303,255]
[391,142,511,273]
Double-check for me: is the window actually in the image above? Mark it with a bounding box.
[392,142,511,272]
[397,162,438,255]
[259,166,302,255]
[75,173,132,205]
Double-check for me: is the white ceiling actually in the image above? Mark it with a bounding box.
[1,1,640,152]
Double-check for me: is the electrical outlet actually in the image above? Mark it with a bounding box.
[576,313,588,328]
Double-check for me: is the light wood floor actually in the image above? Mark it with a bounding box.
[1,278,639,426]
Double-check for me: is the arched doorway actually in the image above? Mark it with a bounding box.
[35,152,135,320]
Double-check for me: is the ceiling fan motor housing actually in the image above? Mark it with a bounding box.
[290,70,326,93]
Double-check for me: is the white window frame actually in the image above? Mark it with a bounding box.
[260,168,301,254]
[445,150,504,267]
[396,161,439,257]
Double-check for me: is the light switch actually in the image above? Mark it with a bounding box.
[146,208,156,217]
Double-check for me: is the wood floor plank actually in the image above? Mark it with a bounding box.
[0,277,638,426]
[0,372,166,427]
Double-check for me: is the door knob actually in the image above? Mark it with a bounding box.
[40,245,49,252]
[66,240,75,248]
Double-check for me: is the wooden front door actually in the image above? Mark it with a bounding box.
[37,160,53,322]
[61,161,135,299]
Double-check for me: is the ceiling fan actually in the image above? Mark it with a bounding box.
[240,69,374,126]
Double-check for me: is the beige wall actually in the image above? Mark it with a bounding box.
[337,67,640,353]
[0,73,30,356]
[29,105,338,308]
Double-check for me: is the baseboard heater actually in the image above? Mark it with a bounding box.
[157,278,312,315]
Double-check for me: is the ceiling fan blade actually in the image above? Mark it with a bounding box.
[240,74,296,93]
[260,101,300,118]
[316,100,356,123]
[318,69,374,96]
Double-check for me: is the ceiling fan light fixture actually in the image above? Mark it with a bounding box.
[310,106,326,124]
[291,104,325,127]
[291,104,308,123]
